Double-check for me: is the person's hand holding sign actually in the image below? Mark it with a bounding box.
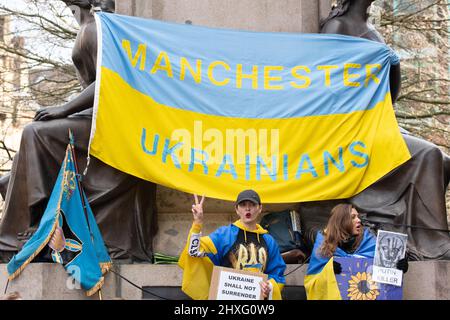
[192,194,205,225]
[260,280,272,299]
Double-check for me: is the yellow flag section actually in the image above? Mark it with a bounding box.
[177,223,216,300]
[304,258,342,300]
[90,68,409,203]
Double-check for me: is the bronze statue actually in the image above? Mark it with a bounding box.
[299,0,450,260]
[0,0,158,262]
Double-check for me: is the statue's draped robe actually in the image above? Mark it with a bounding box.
[301,132,450,260]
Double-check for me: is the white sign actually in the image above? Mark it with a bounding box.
[372,230,407,287]
[208,266,267,300]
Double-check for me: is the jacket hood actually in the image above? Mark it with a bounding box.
[233,219,268,234]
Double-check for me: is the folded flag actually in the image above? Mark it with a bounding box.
[304,229,375,300]
[7,131,112,296]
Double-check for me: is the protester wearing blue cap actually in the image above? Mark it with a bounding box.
[178,190,286,300]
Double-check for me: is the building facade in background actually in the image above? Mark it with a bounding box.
[0,15,32,172]
[374,0,449,150]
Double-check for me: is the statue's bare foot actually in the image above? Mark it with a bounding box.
[17,227,37,242]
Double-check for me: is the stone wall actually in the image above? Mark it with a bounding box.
[154,187,298,256]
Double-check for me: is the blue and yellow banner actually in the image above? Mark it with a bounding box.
[90,12,410,203]
[304,229,376,300]
[7,134,111,296]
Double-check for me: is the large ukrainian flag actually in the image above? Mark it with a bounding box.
[89,13,410,203]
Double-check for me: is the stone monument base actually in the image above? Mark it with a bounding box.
[0,261,449,300]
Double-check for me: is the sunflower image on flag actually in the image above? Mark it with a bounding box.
[335,257,402,300]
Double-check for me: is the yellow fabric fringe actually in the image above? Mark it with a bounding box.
[86,276,105,297]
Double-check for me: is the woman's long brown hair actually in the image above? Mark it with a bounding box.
[318,203,362,258]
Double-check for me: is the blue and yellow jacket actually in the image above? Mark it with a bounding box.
[304,228,376,300]
[178,220,286,300]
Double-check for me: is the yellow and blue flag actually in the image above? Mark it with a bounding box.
[90,13,410,203]
[7,133,112,296]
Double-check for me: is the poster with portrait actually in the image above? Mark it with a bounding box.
[334,257,403,300]
[372,230,408,286]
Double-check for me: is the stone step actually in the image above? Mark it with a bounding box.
[1,261,449,300]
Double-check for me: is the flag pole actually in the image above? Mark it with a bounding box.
[3,279,9,294]
[67,129,93,238]
[98,289,103,300]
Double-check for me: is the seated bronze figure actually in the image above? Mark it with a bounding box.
[0,0,158,263]
[299,0,450,261]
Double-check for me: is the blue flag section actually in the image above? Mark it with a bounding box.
[335,257,403,300]
[90,12,411,203]
[7,135,112,296]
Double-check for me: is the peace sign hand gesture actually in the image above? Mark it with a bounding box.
[192,194,205,224]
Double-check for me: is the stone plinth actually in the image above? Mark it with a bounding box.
[113,0,334,259]
[116,0,333,33]
[1,261,449,300]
